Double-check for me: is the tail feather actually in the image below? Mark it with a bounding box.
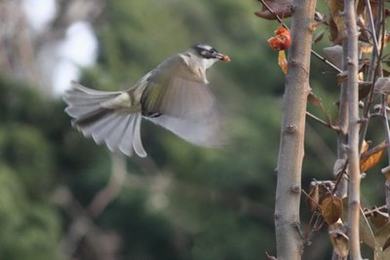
[118,117,136,156]
[63,82,147,157]
[65,104,102,118]
[132,115,147,157]
[83,112,118,138]
[105,114,131,150]
[73,108,113,128]
[90,114,123,144]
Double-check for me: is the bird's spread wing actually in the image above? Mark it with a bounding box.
[141,55,225,147]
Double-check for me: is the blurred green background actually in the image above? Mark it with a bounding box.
[0,0,386,259]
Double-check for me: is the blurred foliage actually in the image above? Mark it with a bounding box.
[0,0,387,259]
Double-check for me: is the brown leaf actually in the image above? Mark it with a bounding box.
[329,227,349,257]
[336,71,348,85]
[320,195,343,225]
[364,207,389,229]
[307,185,320,212]
[326,0,345,44]
[360,42,373,55]
[361,140,370,155]
[359,81,372,100]
[326,0,366,44]
[384,237,390,251]
[371,210,389,229]
[360,142,387,172]
[307,182,335,212]
[255,0,293,20]
[278,50,288,74]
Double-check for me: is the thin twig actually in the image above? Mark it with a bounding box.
[376,0,390,218]
[306,111,340,132]
[302,188,321,210]
[258,0,288,26]
[257,0,343,73]
[332,159,349,196]
[360,0,386,150]
[311,51,343,73]
[365,0,380,57]
[363,205,388,215]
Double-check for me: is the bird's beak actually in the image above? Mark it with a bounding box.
[215,52,231,62]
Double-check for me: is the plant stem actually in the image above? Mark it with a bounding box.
[274,0,316,258]
[344,0,362,258]
[335,41,349,198]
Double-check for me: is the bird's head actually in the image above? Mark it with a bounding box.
[192,44,231,64]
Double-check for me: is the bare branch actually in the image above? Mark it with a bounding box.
[87,153,127,217]
[274,0,316,258]
[344,0,362,258]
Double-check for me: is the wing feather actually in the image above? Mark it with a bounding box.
[141,54,224,147]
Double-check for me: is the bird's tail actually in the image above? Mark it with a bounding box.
[63,81,147,157]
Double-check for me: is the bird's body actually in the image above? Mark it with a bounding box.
[63,44,230,157]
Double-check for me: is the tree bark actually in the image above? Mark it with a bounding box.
[274,0,316,259]
[344,0,362,259]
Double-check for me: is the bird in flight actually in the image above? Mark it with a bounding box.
[63,44,231,157]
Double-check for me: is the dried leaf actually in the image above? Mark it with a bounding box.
[370,210,389,229]
[384,69,390,77]
[361,140,369,154]
[360,142,387,172]
[307,185,320,211]
[326,0,345,44]
[326,0,366,44]
[320,195,343,225]
[385,33,390,45]
[359,81,372,100]
[255,0,293,20]
[308,92,322,106]
[357,16,370,43]
[374,77,390,95]
[308,181,334,209]
[360,42,373,55]
[384,237,390,251]
[336,71,348,85]
[329,223,349,258]
[278,50,288,74]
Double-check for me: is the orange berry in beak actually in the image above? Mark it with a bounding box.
[222,55,231,62]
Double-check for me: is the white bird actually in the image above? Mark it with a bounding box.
[63,44,231,157]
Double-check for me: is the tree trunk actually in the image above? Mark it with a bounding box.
[274,0,316,259]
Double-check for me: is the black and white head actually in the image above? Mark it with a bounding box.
[191,44,230,68]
